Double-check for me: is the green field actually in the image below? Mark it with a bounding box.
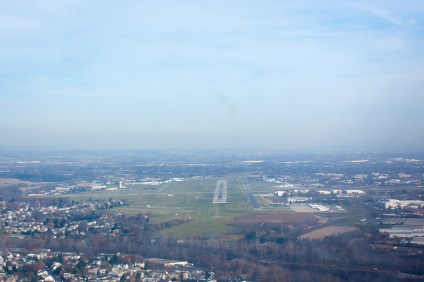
[54,176,362,236]
[59,176,265,236]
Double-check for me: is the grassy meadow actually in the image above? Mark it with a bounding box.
[51,176,356,236]
[59,176,263,236]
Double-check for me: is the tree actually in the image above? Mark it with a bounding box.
[245,231,256,241]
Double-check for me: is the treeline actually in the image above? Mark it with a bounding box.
[1,228,423,281]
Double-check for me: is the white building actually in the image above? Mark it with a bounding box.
[287,197,310,203]
[381,199,424,209]
[346,189,365,195]
[379,226,424,238]
[274,191,286,197]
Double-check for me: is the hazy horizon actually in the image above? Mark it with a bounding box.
[1,1,424,152]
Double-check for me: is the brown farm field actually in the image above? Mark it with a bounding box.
[231,213,318,227]
[299,226,359,240]
[0,178,44,192]
[0,178,38,187]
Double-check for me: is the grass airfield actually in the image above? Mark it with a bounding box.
[55,176,359,236]
[63,176,279,236]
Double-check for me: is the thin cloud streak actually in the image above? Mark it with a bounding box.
[355,4,414,27]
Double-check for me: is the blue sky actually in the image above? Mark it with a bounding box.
[1,0,423,151]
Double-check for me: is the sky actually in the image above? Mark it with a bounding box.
[1,0,424,152]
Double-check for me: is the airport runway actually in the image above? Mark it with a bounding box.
[213,180,227,203]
